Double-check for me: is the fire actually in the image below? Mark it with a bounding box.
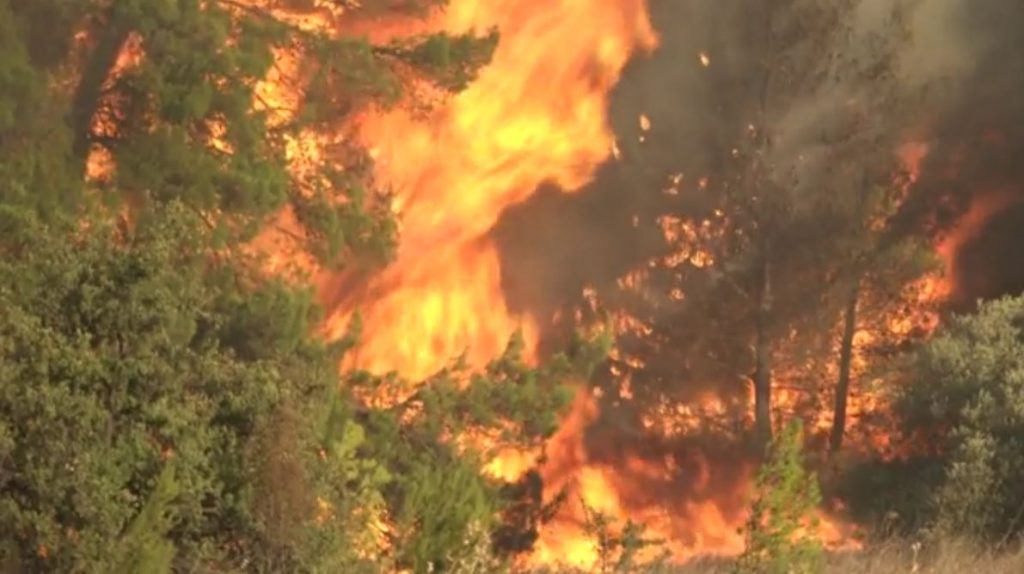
[83,32,145,183]
[256,0,912,557]
[322,1,658,380]
[313,2,663,564]
[525,392,859,569]
[65,0,996,568]
[936,189,1021,301]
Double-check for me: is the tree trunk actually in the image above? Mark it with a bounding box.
[70,14,130,161]
[753,257,773,448]
[829,280,860,454]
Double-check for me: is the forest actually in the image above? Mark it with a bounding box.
[1,0,1023,572]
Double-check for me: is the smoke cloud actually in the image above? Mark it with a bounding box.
[495,0,1024,340]
[900,0,1024,304]
[491,0,1024,513]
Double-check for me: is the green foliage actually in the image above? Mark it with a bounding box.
[0,201,588,572]
[333,329,600,572]
[0,0,499,268]
[397,453,498,571]
[581,502,669,574]
[397,29,500,92]
[110,462,179,574]
[0,203,323,570]
[0,0,79,219]
[108,0,292,227]
[355,330,588,452]
[898,295,1024,542]
[735,420,824,574]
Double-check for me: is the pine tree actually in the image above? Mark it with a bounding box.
[2,0,499,267]
[587,0,940,450]
[735,419,824,574]
[110,463,180,574]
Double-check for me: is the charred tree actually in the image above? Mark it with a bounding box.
[753,254,774,447]
[830,280,860,454]
[69,10,130,162]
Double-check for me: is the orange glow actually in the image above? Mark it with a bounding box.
[322,0,658,381]
[73,0,900,565]
[84,32,145,183]
[310,2,664,563]
[523,392,859,570]
[898,141,929,187]
[936,189,1021,301]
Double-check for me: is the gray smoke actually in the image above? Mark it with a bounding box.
[492,0,1024,486]
[900,0,1024,305]
[494,0,1024,336]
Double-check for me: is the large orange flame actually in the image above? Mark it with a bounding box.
[322,0,657,381]
[936,189,1021,301]
[71,0,987,567]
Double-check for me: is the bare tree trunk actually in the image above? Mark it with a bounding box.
[753,256,773,448]
[829,280,860,454]
[70,12,130,161]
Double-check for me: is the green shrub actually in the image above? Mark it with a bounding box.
[897,295,1024,542]
[734,419,824,574]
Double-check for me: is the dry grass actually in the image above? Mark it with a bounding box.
[669,539,1024,574]
[447,530,1024,574]
[823,540,1024,574]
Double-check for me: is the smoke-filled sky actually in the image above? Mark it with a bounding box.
[495,0,1024,328]
[906,0,1024,306]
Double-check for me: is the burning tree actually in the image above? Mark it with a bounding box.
[574,0,951,452]
[674,0,940,447]
[5,0,498,267]
[0,0,604,571]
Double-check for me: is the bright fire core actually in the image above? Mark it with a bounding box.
[311,0,858,569]
[322,0,658,381]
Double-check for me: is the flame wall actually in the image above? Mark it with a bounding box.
[319,0,657,381]
[323,0,1024,567]
[488,0,1024,565]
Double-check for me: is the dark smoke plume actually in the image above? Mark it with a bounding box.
[496,0,1024,357]
[492,0,1024,497]
[899,0,1024,306]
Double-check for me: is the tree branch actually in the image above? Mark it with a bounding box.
[70,11,130,162]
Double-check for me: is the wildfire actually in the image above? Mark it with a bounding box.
[83,32,145,183]
[77,0,956,567]
[483,385,751,568]
[936,189,1022,302]
[523,392,859,569]
[321,1,658,379]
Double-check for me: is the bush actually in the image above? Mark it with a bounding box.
[897,295,1024,542]
[834,456,943,539]
[734,419,824,574]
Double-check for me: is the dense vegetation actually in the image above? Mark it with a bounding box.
[0,0,1022,573]
[0,0,588,571]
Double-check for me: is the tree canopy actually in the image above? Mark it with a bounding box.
[1,0,1022,572]
[0,1,594,571]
